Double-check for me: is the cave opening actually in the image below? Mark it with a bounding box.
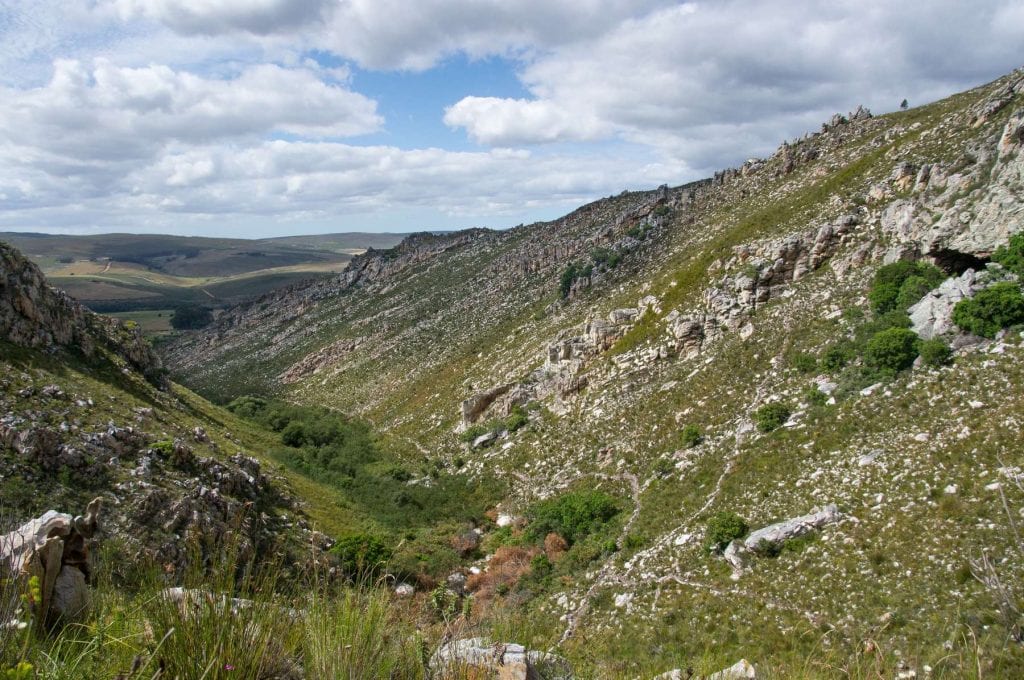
[931,248,990,275]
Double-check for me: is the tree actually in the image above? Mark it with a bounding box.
[170,304,213,330]
[864,327,920,375]
[900,98,909,110]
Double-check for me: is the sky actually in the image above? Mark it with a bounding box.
[0,1,1022,238]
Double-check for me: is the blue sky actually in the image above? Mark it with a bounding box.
[0,0,1022,238]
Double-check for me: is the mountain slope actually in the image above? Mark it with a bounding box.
[165,70,1024,676]
[0,240,349,567]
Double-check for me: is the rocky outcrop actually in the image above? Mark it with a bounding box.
[0,242,166,387]
[0,498,101,628]
[908,266,1016,339]
[462,384,515,425]
[430,638,572,680]
[880,108,1024,262]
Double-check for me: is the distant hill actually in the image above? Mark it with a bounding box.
[0,231,407,317]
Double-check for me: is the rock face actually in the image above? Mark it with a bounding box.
[0,242,166,388]
[0,498,101,627]
[880,107,1024,261]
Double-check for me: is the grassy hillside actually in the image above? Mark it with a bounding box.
[161,68,1024,677]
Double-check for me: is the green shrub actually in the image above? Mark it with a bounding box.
[869,261,944,314]
[992,232,1024,276]
[331,533,393,580]
[821,341,856,371]
[755,403,791,432]
[591,247,623,270]
[705,512,748,553]
[803,385,828,406]
[559,262,592,298]
[680,424,703,448]
[526,491,620,545]
[790,352,818,374]
[226,395,269,420]
[952,282,1024,338]
[918,338,953,367]
[864,327,920,375]
[459,424,491,443]
[505,406,529,432]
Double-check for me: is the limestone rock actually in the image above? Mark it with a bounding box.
[909,266,1015,340]
[708,659,757,679]
[744,504,842,553]
[431,638,565,680]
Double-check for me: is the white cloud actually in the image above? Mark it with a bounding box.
[443,1,1024,171]
[1,1,1022,235]
[318,0,675,70]
[443,97,610,145]
[0,59,381,164]
[109,0,332,35]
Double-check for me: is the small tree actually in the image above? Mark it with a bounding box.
[900,98,909,110]
[755,403,791,432]
[993,233,1024,276]
[864,327,920,375]
[919,338,953,367]
[680,424,703,448]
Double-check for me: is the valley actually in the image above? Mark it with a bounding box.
[3,68,1024,678]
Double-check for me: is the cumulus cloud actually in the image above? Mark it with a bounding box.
[443,0,1024,170]
[109,0,332,35]
[0,59,381,165]
[0,138,676,231]
[443,97,610,145]
[319,0,675,70]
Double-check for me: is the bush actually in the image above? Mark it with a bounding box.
[680,424,703,448]
[803,385,828,406]
[331,534,393,580]
[170,303,213,330]
[755,403,791,432]
[459,424,491,443]
[869,261,945,314]
[591,247,622,270]
[559,262,592,298]
[992,232,1024,276]
[526,491,620,545]
[864,327,920,375]
[790,352,818,374]
[918,338,953,367]
[705,511,748,553]
[952,282,1024,338]
[505,406,529,432]
[821,341,856,371]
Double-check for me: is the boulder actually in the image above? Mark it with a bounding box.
[430,638,539,680]
[743,504,842,554]
[709,659,757,679]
